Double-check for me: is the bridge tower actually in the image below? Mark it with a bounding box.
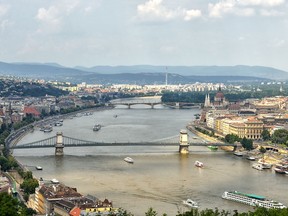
[55,132,64,156]
[179,129,189,154]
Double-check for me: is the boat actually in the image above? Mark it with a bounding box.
[222,191,286,209]
[43,125,53,133]
[274,167,286,174]
[51,178,60,184]
[233,151,244,157]
[93,124,101,131]
[54,121,63,126]
[252,163,263,171]
[207,145,218,151]
[113,114,118,118]
[124,157,134,164]
[194,161,204,168]
[285,171,288,175]
[246,156,256,161]
[183,199,198,208]
[36,166,43,170]
[258,159,272,169]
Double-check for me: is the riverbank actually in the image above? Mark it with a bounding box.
[187,122,288,166]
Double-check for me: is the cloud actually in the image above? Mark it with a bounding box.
[137,0,201,22]
[36,6,62,33]
[208,0,284,18]
[260,8,285,16]
[0,4,9,17]
[208,0,238,18]
[238,0,285,7]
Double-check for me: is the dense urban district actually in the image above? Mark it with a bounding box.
[1,75,288,216]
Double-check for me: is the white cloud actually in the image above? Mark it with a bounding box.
[238,0,285,7]
[208,0,237,18]
[260,8,284,16]
[0,4,9,17]
[36,6,62,33]
[208,0,285,18]
[137,0,201,21]
[184,9,202,21]
[36,6,60,25]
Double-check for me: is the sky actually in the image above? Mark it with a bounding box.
[0,0,288,71]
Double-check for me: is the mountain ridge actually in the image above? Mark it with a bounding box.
[0,61,287,84]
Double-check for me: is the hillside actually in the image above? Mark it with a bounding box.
[0,61,286,84]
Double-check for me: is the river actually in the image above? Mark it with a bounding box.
[13,102,287,215]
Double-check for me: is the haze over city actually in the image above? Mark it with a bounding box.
[0,0,288,71]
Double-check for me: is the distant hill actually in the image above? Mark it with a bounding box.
[0,61,286,84]
[75,65,288,80]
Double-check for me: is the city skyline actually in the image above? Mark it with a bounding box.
[0,0,288,71]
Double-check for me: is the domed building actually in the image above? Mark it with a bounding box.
[213,86,228,107]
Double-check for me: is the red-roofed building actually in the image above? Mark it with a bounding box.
[69,207,81,216]
[23,106,41,118]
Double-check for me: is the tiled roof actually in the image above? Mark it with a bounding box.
[23,106,41,116]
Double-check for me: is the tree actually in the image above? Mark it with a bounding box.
[271,129,288,145]
[0,193,19,216]
[20,178,39,194]
[259,146,266,154]
[145,208,157,216]
[261,129,271,141]
[241,137,253,150]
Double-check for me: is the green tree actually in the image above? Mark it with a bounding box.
[241,137,253,150]
[271,129,288,145]
[259,146,266,154]
[261,129,271,141]
[20,178,39,194]
[145,208,157,216]
[0,192,19,216]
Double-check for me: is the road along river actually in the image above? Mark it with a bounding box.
[13,104,288,215]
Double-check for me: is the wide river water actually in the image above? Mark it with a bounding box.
[13,102,287,215]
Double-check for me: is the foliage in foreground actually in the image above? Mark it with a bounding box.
[116,207,288,216]
[0,192,36,216]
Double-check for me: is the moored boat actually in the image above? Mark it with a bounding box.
[252,163,263,171]
[274,167,286,174]
[222,191,286,209]
[246,156,256,161]
[124,157,134,164]
[93,124,101,131]
[194,160,204,168]
[183,199,198,208]
[207,145,218,151]
[233,151,244,157]
[36,166,43,170]
[43,125,53,133]
[258,159,272,169]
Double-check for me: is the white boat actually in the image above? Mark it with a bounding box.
[222,191,286,209]
[183,199,198,208]
[124,157,134,164]
[194,160,203,168]
[51,178,59,184]
[93,124,101,131]
[252,163,263,171]
[36,166,43,170]
[258,159,272,169]
[43,125,53,133]
[233,151,244,157]
[54,121,63,126]
[246,156,256,161]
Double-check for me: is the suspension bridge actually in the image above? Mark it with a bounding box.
[9,130,238,155]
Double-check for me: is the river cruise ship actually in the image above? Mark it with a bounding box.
[222,191,286,209]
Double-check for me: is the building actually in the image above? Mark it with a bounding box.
[34,180,82,215]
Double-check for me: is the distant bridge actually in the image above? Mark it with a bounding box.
[10,131,238,155]
[110,100,201,109]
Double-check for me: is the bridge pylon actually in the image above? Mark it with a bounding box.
[55,132,64,156]
[179,129,189,154]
